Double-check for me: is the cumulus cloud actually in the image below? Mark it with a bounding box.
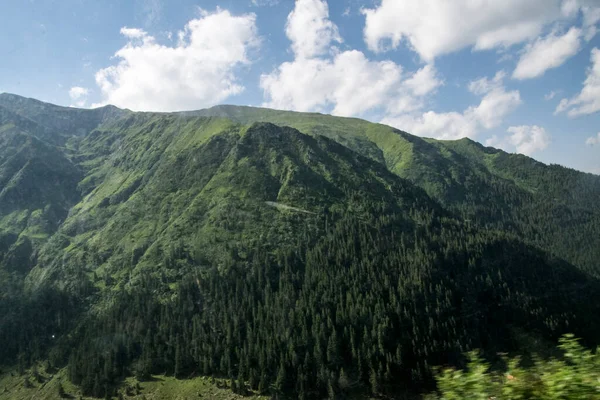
[260,0,442,117]
[486,125,550,155]
[468,71,506,95]
[382,78,521,140]
[69,86,89,107]
[586,132,600,146]
[513,27,581,79]
[382,112,479,140]
[262,52,404,116]
[361,0,599,62]
[285,0,341,59]
[403,64,443,97]
[93,8,259,111]
[262,1,521,141]
[362,0,561,61]
[262,55,443,117]
[471,86,522,129]
[507,125,551,155]
[555,47,600,117]
[561,0,600,39]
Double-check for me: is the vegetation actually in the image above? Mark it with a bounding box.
[0,93,599,398]
[430,334,600,399]
[0,363,267,400]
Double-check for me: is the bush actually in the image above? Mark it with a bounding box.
[430,334,600,399]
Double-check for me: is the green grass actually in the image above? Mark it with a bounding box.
[0,364,80,400]
[119,376,268,400]
[0,365,268,400]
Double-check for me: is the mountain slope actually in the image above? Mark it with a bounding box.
[0,94,599,399]
[29,114,442,292]
[0,93,127,146]
[195,104,600,275]
[0,131,81,281]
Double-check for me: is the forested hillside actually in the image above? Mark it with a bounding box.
[0,93,599,399]
[195,105,600,275]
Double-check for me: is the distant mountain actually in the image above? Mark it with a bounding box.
[0,93,599,399]
[0,93,127,144]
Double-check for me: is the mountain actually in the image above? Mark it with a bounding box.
[193,104,600,275]
[0,93,599,399]
[0,93,127,145]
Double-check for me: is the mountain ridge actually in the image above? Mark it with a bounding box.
[1,92,597,173]
[2,91,599,276]
[1,91,599,279]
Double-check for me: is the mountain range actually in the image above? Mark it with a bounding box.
[0,92,599,399]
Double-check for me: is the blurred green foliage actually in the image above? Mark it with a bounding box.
[431,334,600,399]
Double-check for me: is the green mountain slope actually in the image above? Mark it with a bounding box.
[0,93,127,146]
[0,94,599,399]
[30,113,441,293]
[0,133,81,298]
[195,104,600,275]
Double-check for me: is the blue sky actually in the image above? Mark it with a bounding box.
[1,0,599,174]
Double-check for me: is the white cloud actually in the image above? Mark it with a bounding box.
[468,71,506,95]
[471,86,522,129]
[262,0,520,142]
[561,0,580,17]
[250,0,279,6]
[545,90,560,100]
[513,27,581,79]
[507,125,551,155]
[69,86,89,99]
[285,0,341,59]
[383,112,479,140]
[94,8,259,111]
[361,0,600,62]
[497,51,515,64]
[586,132,600,146]
[486,125,550,155]
[561,0,600,40]
[260,0,442,117]
[120,27,147,39]
[362,0,564,61]
[261,51,443,117]
[404,64,443,96]
[262,52,407,116]
[382,80,521,140]
[555,47,600,117]
[580,0,600,40]
[69,86,89,107]
[485,135,503,148]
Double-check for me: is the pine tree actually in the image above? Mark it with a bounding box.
[274,361,286,394]
[338,367,351,391]
[369,367,379,395]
